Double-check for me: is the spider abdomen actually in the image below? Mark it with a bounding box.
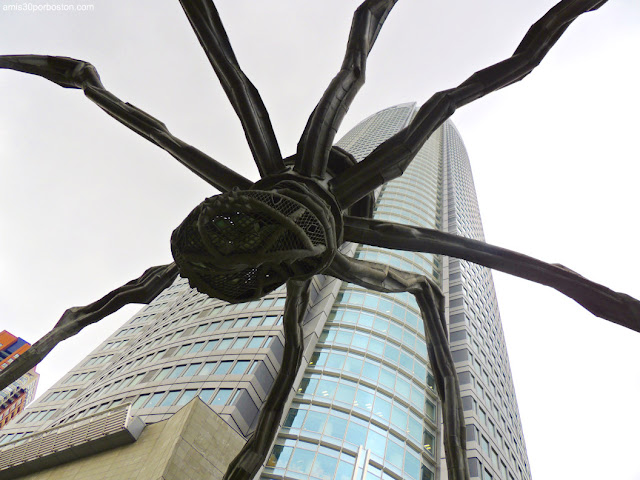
[171,184,337,303]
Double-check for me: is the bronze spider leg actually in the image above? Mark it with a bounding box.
[327,252,470,480]
[223,279,312,480]
[0,55,251,192]
[179,0,285,177]
[294,0,398,178]
[343,216,640,332]
[0,263,179,391]
[330,0,609,208]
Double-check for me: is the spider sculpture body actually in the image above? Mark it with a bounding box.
[1,1,639,480]
[171,175,343,303]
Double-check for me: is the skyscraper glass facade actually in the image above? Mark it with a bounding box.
[262,104,441,480]
[0,104,531,480]
[261,105,530,480]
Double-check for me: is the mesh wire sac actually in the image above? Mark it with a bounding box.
[244,191,326,246]
[171,189,330,303]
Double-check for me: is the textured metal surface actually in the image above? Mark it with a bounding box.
[178,0,285,177]
[343,215,640,333]
[171,188,331,302]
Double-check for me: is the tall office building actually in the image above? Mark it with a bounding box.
[261,104,531,480]
[0,104,530,480]
[0,332,39,430]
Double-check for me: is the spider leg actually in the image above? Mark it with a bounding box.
[223,278,311,480]
[178,0,285,177]
[327,252,470,480]
[330,0,608,208]
[343,215,640,333]
[0,55,251,192]
[294,0,398,178]
[0,263,178,392]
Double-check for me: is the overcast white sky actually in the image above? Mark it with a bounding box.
[1,1,639,478]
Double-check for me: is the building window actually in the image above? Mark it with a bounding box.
[211,389,233,405]
[215,361,233,375]
[154,368,172,381]
[175,389,198,406]
[199,389,215,403]
[230,360,251,375]
[168,365,187,379]
[247,336,265,348]
[160,390,181,407]
[481,436,490,455]
[199,361,217,376]
[144,392,165,408]
[183,363,202,377]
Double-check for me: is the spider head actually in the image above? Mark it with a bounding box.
[171,184,337,303]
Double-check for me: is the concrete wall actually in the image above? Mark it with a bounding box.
[15,398,244,480]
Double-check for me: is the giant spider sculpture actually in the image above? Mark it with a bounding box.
[1,1,639,480]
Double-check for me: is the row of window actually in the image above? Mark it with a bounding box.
[383,183,439,212]
[191,313,283,336]
[43,389,77,403]
[375,199,438,223]
[380,196,438,219]
[452,306,527,470]
[81,339,274,403]
[142,301,169,312]
[49,385,252,429]
[206,296,286,317]
[334,289,422,328]
[298,372,433,446]
[117,334,274,375]
[71,332,277,409]
[319,324,428,380]
[388,173,439,197]
[62,370,97,385]
[455,346,522,445]
[103,339,129,350]
[0,352,20,369]
[114,325,144,338]
[84,354,113,367]
[463,395,525,474]
[309,348,434,416]
[380,187,439,213]
[330,304,425,350]
[17,408,55,424]
[122,310,282,358]
[0,397,24,428]
[380,184,439,214]
[268,431,430,480]
[469,456,519,480]
[451,292,506,369]
[152,290,181,302]
[0,430,33,446]
[131,386,249,410]
[285,401,436,461]
[374,204,438,231]
[449,285,520,428]
[151,357,258,383]
[356,246,435,276]
[266,440,355,480]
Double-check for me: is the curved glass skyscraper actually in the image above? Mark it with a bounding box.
[0,105,531,480]
[262,104,531,480]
